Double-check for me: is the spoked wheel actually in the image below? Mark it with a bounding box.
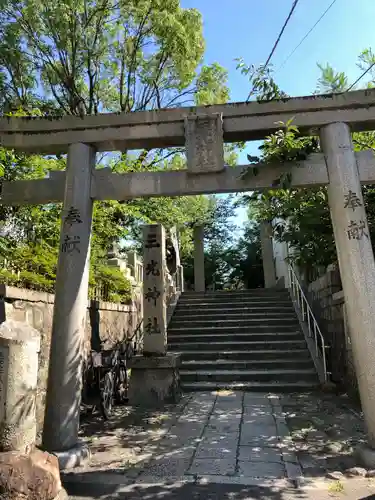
[116,366,128,404]
[100,372,114,420]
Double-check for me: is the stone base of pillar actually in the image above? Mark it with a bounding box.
[52,442,91,470]
[356,445,375,468]
[128,354,181,407]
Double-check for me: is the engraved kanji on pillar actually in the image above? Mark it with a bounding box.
[184,113,224,174]
[143,224,167,355]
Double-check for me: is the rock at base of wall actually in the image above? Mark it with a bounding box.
[0,449,62,500]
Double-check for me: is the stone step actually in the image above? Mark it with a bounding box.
[168,289,318,393]
[170,318,300,328]
[179,368,317,383]
[176,302,294,310]
[178,296,292,304]
[181,358,315,370]
[174,305,295,314]
[181,290,290,298]
[172,349,312,361]
[168,332,304,343]
[172,311,296,320]
[168,339,307,351]
[168,324,301,334]
[181,380,319,392]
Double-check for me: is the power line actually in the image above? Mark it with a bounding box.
[246,0,300,101]
[264,0,300,69]
[276,0,338,73]
[346,61,375,92]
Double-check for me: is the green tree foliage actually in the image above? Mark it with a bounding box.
[182,197,264,290]
[238,49,375,282]
[0,0,232,300]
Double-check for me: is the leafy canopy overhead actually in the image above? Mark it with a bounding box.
[238,49,375,282]
[0,0,234,299]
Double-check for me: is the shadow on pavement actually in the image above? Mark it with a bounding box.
[63,474,307,500]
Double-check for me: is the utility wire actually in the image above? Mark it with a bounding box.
[346,61,375,92]
[246,0,300,101]
[276,0,338,73]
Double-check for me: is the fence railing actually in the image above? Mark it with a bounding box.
[288,263,329,382]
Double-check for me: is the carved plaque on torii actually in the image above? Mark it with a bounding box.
[184,113,224,174]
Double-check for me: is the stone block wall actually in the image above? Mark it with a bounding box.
[0,285,142,433]
[306,266,358,396]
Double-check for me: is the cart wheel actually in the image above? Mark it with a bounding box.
[116,366,128,404]
[100,372,114,419]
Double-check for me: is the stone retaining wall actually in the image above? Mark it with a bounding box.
[0,285,142,432]
[306,266,358,397]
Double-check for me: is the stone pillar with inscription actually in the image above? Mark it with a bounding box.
[128,224,181,408]
[193,225,205,292]
[320,122,375,465]
[42,143,94,467]
[143,224,167,355]
[0,320,40,453]
[260,222,277,288]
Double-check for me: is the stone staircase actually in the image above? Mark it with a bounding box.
[167,289,319,392]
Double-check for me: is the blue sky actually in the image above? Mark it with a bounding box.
[181,0,375,227]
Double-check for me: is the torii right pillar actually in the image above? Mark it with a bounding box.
[320,122,375,465]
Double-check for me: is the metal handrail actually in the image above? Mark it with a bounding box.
[288,264,328,382]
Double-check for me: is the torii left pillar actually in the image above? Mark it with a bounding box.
[43,143,95,468]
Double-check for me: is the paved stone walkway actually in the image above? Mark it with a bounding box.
[63,390,375,498]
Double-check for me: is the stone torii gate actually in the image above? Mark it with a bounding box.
[2,90,375,466]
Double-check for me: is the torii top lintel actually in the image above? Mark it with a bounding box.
[1,89,375,154]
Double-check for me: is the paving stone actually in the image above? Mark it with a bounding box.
[238,460,286,478]
[168,422,205,441]
[207,423,241,435]
[213,408,242,416]
[242,415,276,427]
[179,413,209,422]
[238,446,282,463]
[200,436,237,449]
[215,391,243,403]
[241,423,277,437]
[204,426,240,439]
[210,413,242,423]
[275,418,291,438]
[214,405,241,414]
[135,475,196,485]
[192,392,217,401]
[153,445,196,461]
[281,450,299,464]
[297,452,326,474]
[195,445,237,460]
[240,433,280,447]
[70,390,370,488]
[141,457,192,477]
[242,406,272,417]
[158,434,200,449]
[189,458,236,476]
[196,475,291,487]
[284,460,303,481]
[243,394,271,407]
